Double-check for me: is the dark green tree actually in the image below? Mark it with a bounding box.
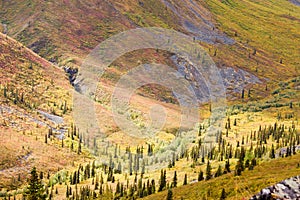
[224,159,231,174]
[183,174,187,185]
[241,89,245,99]
[206,160,212,180]
[220,188,226,200]
[3,86,7,98]
[172,171,177,188]
[44,134,47,144]
[214,165,222,178]
[270,144,275,159]
[166,188,173,200]
[25,167,46,200]
[234,159,243,176]
[198,170,204,181]
[158,170,166,191]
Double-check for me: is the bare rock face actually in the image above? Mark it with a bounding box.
[220,67,261,93]
[171,55,261,102]
[161,0,235,44]
[290,0,300,6]
[250,175,300,200]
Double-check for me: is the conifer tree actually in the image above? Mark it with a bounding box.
[44,134,47,144]
[183,174,187,185]
[172,171,177,188]
[25,167,46,200]
[198,170,204,181]
[270,144,275,159]
[234,159,243,176]
[224,159,231,174]
[233,119,237,126]
[166,188,173,200]
[158,170,166,191]
[241,89,245,99]
[206,161,212,180]
[220,188,226,200]
[215,165,222,178]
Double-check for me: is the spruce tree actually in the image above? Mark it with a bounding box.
[214,165,222,178]
[241,89,245,99]
[224,159,230,174]
[44,134,47,144]
[233,119,237,126]
[159,170,166,191]
[172,171,177,188]
[270,144,275,159]
[183,174,187,185]
[220,188,226,200]
[198,170,204,181]
[206,161,212,180]
[166,188,173,200]
[25,167,46,200]
[234,159,243,176]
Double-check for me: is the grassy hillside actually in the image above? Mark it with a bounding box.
[0,32,70,113]
[0,0,299,199]
[206,0,300,81]
[0,33,91,191]
[142,153,300,200]
[0,0,299,102]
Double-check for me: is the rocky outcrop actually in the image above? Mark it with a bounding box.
[161,0,234,44]
[250,175,300,200]
[171,55,261,102]
[63,66,78,86]
[290,0,300,6]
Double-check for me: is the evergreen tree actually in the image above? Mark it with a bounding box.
[151,179,156,194]
[234,159,243,176]
[233,119,237,126]
[3,86,7,98]
[245,159,250,169]
[224,159,231,174]
[39,172,43,180]
[220,188,226,200]
[206,160,212,180]
[183,174,187,185]
[158,170,166,191]
[198,170,204,181]
[166,188,173,200]
[44,134,47,144]
[270,144,275,159]
[25,167,46,200]
[214,165,222,178]
[66,185,69,198]
[241,89,245,99]
[172,171,177,188]
[227,117,231,129]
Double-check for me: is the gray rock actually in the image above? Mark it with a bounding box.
[161,0,234,44]
[250,175,300,200]
[290,0,300,6]
[171,55,261,102]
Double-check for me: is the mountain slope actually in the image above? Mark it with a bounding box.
[0,33,90,190]
[0,0,300,199]
[142,153,300,200]
[1,0,299,99]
